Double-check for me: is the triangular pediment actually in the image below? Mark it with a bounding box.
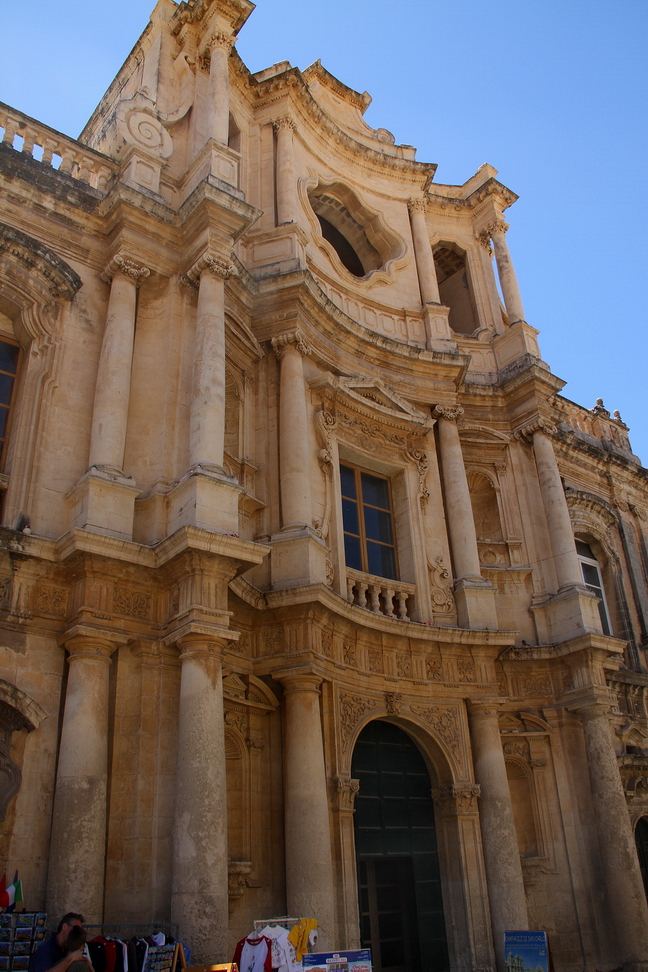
[339,377,428,421]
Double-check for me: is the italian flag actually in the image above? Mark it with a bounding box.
[0,872,23,912]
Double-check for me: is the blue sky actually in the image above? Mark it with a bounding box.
[2,0,647,461]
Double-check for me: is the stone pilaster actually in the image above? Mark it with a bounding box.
[205,32,234,145]
[272,329,313,532]
[468,700,528,972]
[274,117,297,225]
[166,254,242,535]
[171,633,229,963]
[487,219,526,325]
[47,631,123,922]
[575,700,648,972]
[434,405,497,629]
[278,674,336,948]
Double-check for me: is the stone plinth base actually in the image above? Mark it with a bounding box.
[423,303,457,352]
[67,468,139,541]
[269,529,329,590]
[454,576,498,630]
[167,469,242,537]
[493,320,541,370]
[531,584,602,644]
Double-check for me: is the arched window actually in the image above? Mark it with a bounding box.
[576,539,611,635]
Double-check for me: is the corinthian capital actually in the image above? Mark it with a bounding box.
[184,253,238,286]
[273,116,296,135]
[486,218,510,237]
[431,781,481,813]
[433,404,464,422]
[271,329,312,358]
[102,254,150,284]
[203,31,234,57]
[407,197,427,216]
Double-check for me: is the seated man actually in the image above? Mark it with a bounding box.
[29,914,90,972]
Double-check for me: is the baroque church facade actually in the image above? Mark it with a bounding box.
[1,1,648,971]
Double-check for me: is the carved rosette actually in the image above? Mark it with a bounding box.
[433,404,464,422]
[102,255,150,284]
[271,329,312,358]
[431,782,481,814]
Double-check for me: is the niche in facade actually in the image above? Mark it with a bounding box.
[467,470,503,542]
[434,243,478,335]
[308,182,399,279]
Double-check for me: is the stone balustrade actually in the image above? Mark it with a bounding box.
[556,394,634,454]
[346,567,416,620]
[0,102,116,193]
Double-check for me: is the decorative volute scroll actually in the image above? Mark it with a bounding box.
[314,404,337,540]
[0,685,47,821]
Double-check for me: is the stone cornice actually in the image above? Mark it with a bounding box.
[171,0,254,35]
[0,220,82,300]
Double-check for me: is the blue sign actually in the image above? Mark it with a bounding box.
[504,931,549,972]
[303,951,372,972]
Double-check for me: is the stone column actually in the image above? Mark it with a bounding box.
[47,633,117,923]
[187,254,238,472]
[272,330,313,532]
[205,32,233,145]
[577,702,648,970]
[274,117,297,225]
[278,674,336,946]
[89,256,150,473]
[528,423,583,591]
[488,219,526,325]
[468,700,528,972]
[171,635,229,963]
[408,198,441,305]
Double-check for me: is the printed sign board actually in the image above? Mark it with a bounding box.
[303,950,372,972]
[504,931,549,972]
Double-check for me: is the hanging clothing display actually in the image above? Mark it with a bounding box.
[232,936,272,972]
[287,921,319,964]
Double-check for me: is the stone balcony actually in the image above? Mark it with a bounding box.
[345,567,416,620]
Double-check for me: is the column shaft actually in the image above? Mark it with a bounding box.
[280,675,336,946]
[409,203,441,304]
[171,641,229,962]
[273,334,312,530]
[89,270,139,471]
[208,40,230,145]
[580,705,648,969]
[47,640,114,923]
[468,702,528,971]
[490,223,525,324]
[532,429,582,590]
[275,119,296,225]
[190,268,226,470]
[435,408,481,580]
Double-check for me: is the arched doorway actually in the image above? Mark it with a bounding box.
[351,720,449,972]
[635,816,648,899]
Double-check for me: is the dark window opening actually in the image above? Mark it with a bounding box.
[316,214,366,277]
[0,338,19,465]
[576,539,611,635]
[341,463,397,580]
[434,245,478,335]
[635,817,648,902]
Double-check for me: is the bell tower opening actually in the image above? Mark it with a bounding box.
[351,720,449,972]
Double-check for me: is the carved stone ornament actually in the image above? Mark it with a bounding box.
[433,404,464,422]
[113,587,151,619]
[203,31,235,57]
[522,676,552,697]
[515,419,558,442]
[273,116,296,134]
[325,560,335,586]
[368,648,382,673]
[271,329,312,358]
[457,660,475,682]
[407,198,427,215]
[385,692,402,715]
[411,704,461,761]
[184,253,238,286]
[486,219,510,237]
[431,781,481,813]
[336,776,360,810]
[406,449,430,508]
[0,220,82,304]
[35,585,67,618]
[396,655,412,678]
[426,658,443,680]
[225,709,247,736]
[428,558,455,615]
[340,694,378,751]
[343,643,356,666]
[475,230,493,256]
[102,254,150,284]
[227,861,252,900]
[123,109,173,159]
[0,734,21,821]
[503,738,531,762]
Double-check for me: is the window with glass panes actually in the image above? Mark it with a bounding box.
[340,463,398,580]
[576,539,611,635]
[0,339,19,461]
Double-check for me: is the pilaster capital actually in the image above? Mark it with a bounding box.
[467,697,506,718]
[485,218,509,238]
[475,230,493,256]
[276,673,323,695]
[62,636,116,663]
[273,116,296,135]
[175,632,227,661]
[433,403,464,422]
[407,197,427,216]
[184,252,238,287]
[203,31,234,57]
[271,328,312,358]
[101,254,151,284]
[514,419,558,442]
[335,775,360,810]
[431,781,481,813]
